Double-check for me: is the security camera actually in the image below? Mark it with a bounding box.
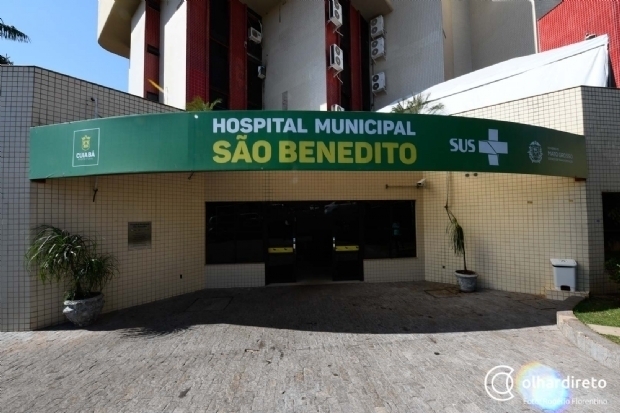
[416,178,426,188]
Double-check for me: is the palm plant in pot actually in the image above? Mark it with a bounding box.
[26,225,118,327]
[445,207,478,292]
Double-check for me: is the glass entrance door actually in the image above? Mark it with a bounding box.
[294,202,334,283]
[265,203,296,284]
[265,201,364,284]
[328,202,363,281]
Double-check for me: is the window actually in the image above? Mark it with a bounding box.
[206,203,264,264]
[364,201,416,259]
[360,17,371,111]
[147,45,160,56]
[247,8,263,110]
[209,0,230,109]
[146,92,159,102]
[146,0,160,11]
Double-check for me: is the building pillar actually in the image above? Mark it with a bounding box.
[349,5,362,111]
[144,0,161,101]
[186,0,210,103]
[230,0,248,109]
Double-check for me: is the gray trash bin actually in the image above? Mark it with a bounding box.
[550,259,577,291]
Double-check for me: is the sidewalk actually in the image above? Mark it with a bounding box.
[588,323,620,337]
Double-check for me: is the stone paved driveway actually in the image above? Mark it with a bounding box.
[1,282,619,412]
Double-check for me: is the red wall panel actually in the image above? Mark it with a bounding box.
[539,0,620,86]
[144,2,161,98]
[325,2,341,110]
[349,6,362,111]
[230,0,248,110]
[186,0,210,103]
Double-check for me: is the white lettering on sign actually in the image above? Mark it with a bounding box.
[213,118,416,137]
[76,151,96,159]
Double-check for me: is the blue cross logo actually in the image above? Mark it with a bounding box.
[478,129,508,166]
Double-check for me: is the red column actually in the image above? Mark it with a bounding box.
[186,0,210,103]
[325,1,341,110]
[229,0,248,109]
[144,1,161,99]
[349,5,362,111]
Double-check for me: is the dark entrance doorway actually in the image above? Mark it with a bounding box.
[265,202,363,284]
[206,201,416,286]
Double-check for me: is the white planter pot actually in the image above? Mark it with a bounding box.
[455,271,478,292]
[63,293,105,327]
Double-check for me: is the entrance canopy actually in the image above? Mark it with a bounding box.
[29,111,587,180]
[379,35,609,115]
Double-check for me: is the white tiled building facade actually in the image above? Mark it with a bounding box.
[2,66,620,331]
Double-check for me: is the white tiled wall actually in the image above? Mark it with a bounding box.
[364,258,423,283]
[1,67,184,331]
[581,87,620,294]
[205,264,265,289]
[423,86,620,295]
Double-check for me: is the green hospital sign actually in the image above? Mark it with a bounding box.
[29,111,588,179]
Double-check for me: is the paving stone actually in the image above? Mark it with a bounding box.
[0,282,619,412]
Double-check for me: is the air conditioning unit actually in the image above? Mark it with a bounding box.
[371,37,385,61]
[248,27,262,44]
[370,15,385,39]
[331,104,345,112]
[371,72,386,95]
[329,0,343,28]
[330,44,344,73]
[258,66,266,79]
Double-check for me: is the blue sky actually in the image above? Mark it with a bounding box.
[2,1,128,92]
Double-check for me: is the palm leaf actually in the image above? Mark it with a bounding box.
[0,54,12,65]
[0,20,30,42]
[445,207,467,271]
[391,93,444,115]
[25,225,118,300]
[186,96,223,111]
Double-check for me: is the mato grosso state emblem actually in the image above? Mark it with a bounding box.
[81,135,91,151]
[528,141,543,164]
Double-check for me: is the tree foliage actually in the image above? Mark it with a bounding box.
[391,93,444,115]
[445,206,468,271]
[186,97,223,111]
[0,18,30,66]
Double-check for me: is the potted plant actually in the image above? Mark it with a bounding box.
[445,207,478,292]
[26,225,118,327]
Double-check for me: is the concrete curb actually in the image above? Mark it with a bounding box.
[557,311,620,369]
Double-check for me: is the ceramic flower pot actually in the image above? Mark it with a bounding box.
[63,293,105,327]
[455,271,478,292]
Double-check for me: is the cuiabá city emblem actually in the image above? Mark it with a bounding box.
[81,135,91,151]
[73,128,100,167]
[528,141,543,164]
